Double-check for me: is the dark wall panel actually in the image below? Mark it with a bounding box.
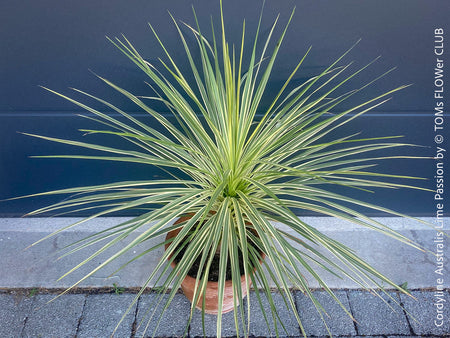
[1,0,448,216]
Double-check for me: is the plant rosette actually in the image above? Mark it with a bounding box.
[13,0,433,337]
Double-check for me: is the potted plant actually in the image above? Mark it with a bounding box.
[19,1,428,337]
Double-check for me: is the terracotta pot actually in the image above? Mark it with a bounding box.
[165,215,261,315]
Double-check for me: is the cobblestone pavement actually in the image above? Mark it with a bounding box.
[0,289,448,337]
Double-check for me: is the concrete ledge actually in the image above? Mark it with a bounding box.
[0,217,448,289]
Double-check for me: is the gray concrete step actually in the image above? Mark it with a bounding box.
[0,217,448,289]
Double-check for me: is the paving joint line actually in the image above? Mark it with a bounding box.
[187,314,191,338]
[292,290,300,336]
[19,300,32,338]
[75,294,88,336]
[399,294,416,336]
[345,290,359,336]
[130,295,141,338]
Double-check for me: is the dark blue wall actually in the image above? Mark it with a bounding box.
[1,0,448,216]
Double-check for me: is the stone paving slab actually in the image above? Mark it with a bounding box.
[189,306,245,338]
[22,293,86,338]
[78,293,137,338]
[135,293,191,337]
[295,290,356,337]
[0,293,34,338]
[400,290,450,336]
[247,291,300,337]
[347,291,410,336]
